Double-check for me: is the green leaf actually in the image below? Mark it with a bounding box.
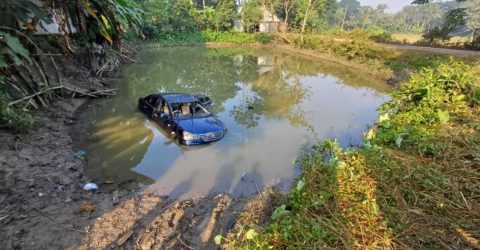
[395,133,408,148]
[271,205,290,220]
[365,128,376,140]
[295,180,305,191]
[214,235,222,245]
[1,32,31,65]
[452,95,465,104]
[0,53,6,68]
[437,109,450,124]
[395,136,403,148]
[378,113,389,123]
[473,90,480,103]
[245,229,258,240]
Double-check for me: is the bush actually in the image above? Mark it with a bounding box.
[0,82,36,133]
[255,33,275,44]
[147,31,260,44]
[202,31,256,43]
[422,27,451,44]
[465,33,480,50]
[376,60,480,151]
[367,28,392,43]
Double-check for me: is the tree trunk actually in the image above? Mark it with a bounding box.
[472,29,478,47]
[300,0,312,43]
[341,5,348,31]
[283,0,290,33]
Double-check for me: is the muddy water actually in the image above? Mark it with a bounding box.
[75,47,389,198]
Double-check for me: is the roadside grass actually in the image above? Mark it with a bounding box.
[285,31,480,84]
[285,33,467,83]
[230,60,480,249]
[390,33,475,50]
[392,33,470,44]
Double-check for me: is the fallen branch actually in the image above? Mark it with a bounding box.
[114,50,137,63]
[7,86,63,107]
[32,53,63,57]
[8,86,117,107]
[62,86,116,98]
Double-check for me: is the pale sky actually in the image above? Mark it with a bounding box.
[358,0,413,13]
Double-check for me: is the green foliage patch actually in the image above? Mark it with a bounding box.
[0,78,36,132]
[143,31,277,45]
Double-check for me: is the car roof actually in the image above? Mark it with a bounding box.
[153,93,198,103]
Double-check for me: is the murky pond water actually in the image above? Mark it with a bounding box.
[75,46,389,198]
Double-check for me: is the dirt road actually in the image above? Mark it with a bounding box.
[380,43,480,57]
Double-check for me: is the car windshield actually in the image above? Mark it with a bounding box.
[170,101,210,119]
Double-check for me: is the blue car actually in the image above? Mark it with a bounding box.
[138,93,226,145]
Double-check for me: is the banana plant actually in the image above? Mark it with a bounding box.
[79,0,142,46]
[0,0,50,69]
[0,31,32,68]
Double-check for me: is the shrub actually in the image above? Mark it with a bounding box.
[376,60,480,151]
[202,31,256,43]
[255,33,275,44]
[367,28,392,43]
[0,81,36,133]
[422,27,451,44]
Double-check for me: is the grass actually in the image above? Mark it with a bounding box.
[231,59,480,249]
[391,33,473,49]
[283,31,475,83]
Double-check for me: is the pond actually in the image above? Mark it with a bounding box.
[74,46,390,198]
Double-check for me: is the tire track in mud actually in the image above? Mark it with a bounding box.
[79,193,248,249]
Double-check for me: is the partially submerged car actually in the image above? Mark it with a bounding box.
[138,93,226,145]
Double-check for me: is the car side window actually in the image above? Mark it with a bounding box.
[145,96,156,107]
[160,99,170,116]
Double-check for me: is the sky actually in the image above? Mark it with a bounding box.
[358,0,413,13]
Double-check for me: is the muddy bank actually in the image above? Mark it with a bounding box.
[0,98,113,249]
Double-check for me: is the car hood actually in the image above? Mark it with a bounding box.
[175,116,225,134]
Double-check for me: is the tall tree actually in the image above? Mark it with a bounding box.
[299,0,325,42]
[282,0,299,32]
[242,0,262,32]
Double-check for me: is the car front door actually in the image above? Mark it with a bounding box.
[153,97,175,133]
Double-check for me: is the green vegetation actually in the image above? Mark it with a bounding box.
[0,77,36,132]
[0,0,142,131]
[146,31,257,44]
[284,29,468,82]
[228,57,480,249]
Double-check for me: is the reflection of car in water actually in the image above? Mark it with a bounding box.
[138,93,227,145]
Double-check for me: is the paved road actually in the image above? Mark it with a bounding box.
[380,43,480,57]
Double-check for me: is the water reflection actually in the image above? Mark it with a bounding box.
[74,47,389,198]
